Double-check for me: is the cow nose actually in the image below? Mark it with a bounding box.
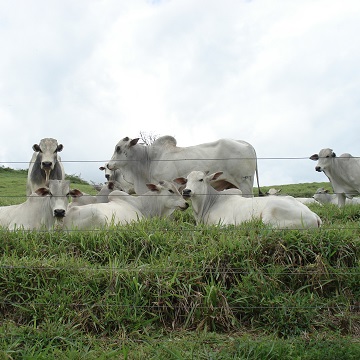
[105,174,110,180]
[315,166,322,172]
[182,189,191,198]
[42,161,52,168]
[54,209,66,218]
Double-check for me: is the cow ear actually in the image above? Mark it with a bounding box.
[173,177,187,186]
[146,183,159,192]
[57,144,63,152]
[69,189,83,198]
[35,187,50,196]
[209,172,223,181]
[130,138,140,147]
[33,144,41,152]
[309,154,319,161]
[99,166,106,171]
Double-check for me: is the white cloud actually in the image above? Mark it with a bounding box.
[1,0,360,187]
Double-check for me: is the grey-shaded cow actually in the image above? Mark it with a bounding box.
[27,138,65,196]
[107,135,261,196]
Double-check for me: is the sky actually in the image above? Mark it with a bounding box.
[1,0,360,187]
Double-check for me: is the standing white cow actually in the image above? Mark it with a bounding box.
[310,148,360,206]
[64,180,189,230]
[27,138,65,196]
[107,135,261,196]
[99,162,135,194]
[174,171,321,229]
[0,180,80,230]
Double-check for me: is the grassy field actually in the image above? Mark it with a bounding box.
[0,167,359,359]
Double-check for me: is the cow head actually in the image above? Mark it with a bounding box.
[34,180,76,219]
[99,162,112,180]
[107,137,140,171]
[174,171,223,199]
[145,180,189,214]
[309,148,335,172]
[33,138,63,183]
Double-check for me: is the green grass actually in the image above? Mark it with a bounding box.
[0,167,359,359]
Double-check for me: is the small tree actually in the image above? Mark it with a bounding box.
[139,131,159,145]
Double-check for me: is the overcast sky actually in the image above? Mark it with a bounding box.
[1,0,360,187]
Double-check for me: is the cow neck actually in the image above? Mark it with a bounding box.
[30,153,45,185]
[194,186,220,224]
[136,192,162,218]
[28,194,54,229]
[131,145,152,194]
[324,158,358,195]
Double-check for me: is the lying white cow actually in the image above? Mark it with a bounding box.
[27,138,65,196]
[174,171,322,229]
[107,135,261,196]
[68,181,122,208]
[99,162,135,194]
[313,187,360,206]
[266,188,320,205]
[0,180,80,230]
[64,180,189,230]
[310,148,360,207]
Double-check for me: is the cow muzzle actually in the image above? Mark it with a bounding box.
[54,209,66,218]
[182,189,192,199]
[180,202,190,210]
[42,161,53,169]
[315,166,322,172]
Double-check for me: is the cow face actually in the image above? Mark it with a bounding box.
[175,171,223,199]
[99,162,112,180]
[146,180,189,214]
[35,180,71,219]
[33,138,63,177]
[108,137,140,170]
[310,148,335,172]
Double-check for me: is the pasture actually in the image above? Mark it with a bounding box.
[0,167,359,359]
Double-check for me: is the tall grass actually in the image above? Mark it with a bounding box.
[0,168,359,359]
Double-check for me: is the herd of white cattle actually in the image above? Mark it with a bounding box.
[1,136,360,231]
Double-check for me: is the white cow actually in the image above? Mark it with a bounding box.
[99,163,135,194]
[68,181,122,208]
[0,180,80,230]
[266,188,320,205]
[174,171,322,229]
[27,138,65,196]
[313,187,360,206]
[310,148,360,206]
[107,135,261,196]
[64,180,189,230]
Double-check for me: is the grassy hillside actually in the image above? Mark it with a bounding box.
[0,168,359,359]
[0,166,97,206]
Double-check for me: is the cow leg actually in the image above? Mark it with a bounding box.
[337,193,346,207]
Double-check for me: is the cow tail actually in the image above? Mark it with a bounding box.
[255,155,264,197]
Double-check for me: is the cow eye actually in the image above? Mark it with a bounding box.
[199,179,204,182]
[168,189,174,194]
[116,146,121,153]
